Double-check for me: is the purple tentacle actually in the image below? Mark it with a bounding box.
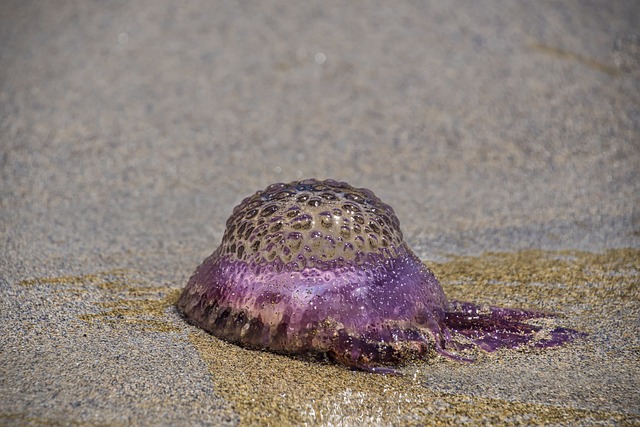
[445,301,585,352]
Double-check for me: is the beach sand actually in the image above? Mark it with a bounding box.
[2,1,638,425]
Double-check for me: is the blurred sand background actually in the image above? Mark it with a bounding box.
[1,1,638,425]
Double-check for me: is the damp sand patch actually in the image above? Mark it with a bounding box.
[17,249,639,426]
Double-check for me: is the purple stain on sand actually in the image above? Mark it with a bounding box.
[178,179,584,374]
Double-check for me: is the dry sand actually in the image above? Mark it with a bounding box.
[1,1,639,426]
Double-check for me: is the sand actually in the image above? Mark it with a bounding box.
[1,1,639,426]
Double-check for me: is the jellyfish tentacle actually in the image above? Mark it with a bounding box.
[444,300,584,352]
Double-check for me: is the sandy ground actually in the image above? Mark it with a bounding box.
[1,1,639,426]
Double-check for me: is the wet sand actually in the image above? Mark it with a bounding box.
[1,1,639,426]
